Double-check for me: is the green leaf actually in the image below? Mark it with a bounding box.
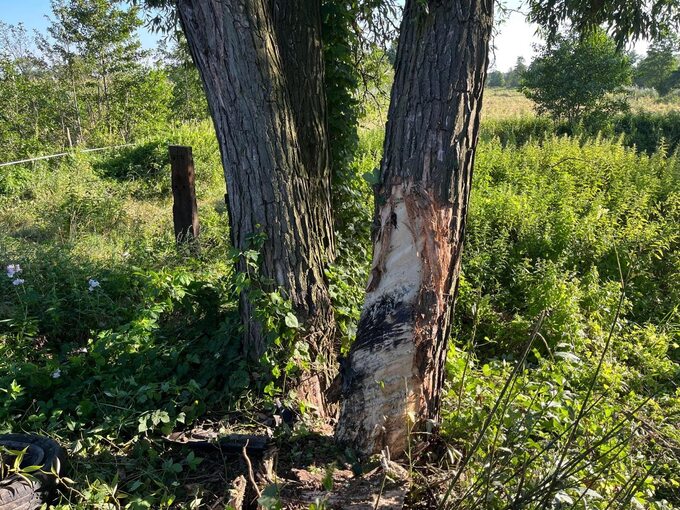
[284,312,299,329]
[229,370,250,390]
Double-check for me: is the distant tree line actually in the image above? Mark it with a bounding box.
[0,0,207,162]
[633,36,680,95]
[486,29,680,130]
[487,56,527,88]
[488,32,680,99]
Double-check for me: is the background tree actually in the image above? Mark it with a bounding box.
[504,56,527,88]
[0,1,188,162]
[158,34,208,123]
[487,69,505,87]
[46,0,146,143]
[522,30,632,124]
[0,23,63,158]
[634,36,680,94]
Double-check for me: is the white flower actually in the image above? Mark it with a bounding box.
[6,264,21,278]
[12,278,24,286]
[51,369,61,379]
[88,278,100,292]
[122,251,130,259]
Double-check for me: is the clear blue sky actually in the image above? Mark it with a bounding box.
[1,0,162,51]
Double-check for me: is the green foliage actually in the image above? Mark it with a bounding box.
[325,127,380,354]
[322,0,361,185]
[0,23,66,159]
[46,0,147,146]
[522,30,632,125]
[528,0,680,48]
[158,34,209,122]
[481,109,680,155]
[0,3,208,165]
[0,120,315,508]
[480,115,559,146]
[458,136,679,355]
[93,140,171,198]
[486,70,506,88]
[439,135,680,508]
[611,110,680,153]
[321,1,397,237]
[635,36,680,94]
[441,340,680,509]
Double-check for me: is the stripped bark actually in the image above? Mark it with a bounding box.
[336,0,494,456]
[176,1,335,376]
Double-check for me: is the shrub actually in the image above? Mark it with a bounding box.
[522,30,632,126]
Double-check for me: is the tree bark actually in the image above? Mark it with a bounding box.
[176,1,335,371]
[270,0,334,262]
[336,0,494,457]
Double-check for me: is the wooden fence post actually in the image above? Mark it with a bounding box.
[169,145,200,244]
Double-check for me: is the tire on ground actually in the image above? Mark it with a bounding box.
[0,434,66,510]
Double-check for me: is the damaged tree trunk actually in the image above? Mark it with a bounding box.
[336,0,494,456]
[176,1,335,388]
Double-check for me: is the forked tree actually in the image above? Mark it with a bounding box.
[153,0,679,457]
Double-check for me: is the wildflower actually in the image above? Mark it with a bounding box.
[12,278,24,286]
[88,278,100,292]
[6,264,21,278]
[51,369,61,379]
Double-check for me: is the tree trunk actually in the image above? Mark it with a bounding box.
[176,1,335,386]
[269,0,336,361]
[336,0,494,457]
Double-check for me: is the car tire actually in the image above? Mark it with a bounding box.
[0,434,66,510]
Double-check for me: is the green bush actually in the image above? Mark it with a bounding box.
[611,110,680,154]
[480,115,563,147]
[0,165,32,196]
[94,141,168,182]
[482,110,680,156]
[458,135,679,355]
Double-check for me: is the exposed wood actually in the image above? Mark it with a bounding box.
[336,0,494,457]
[169,145,200,244]
[228,475,247,509]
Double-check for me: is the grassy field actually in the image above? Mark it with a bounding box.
[483,87,680,119]
[1,94,679,508]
